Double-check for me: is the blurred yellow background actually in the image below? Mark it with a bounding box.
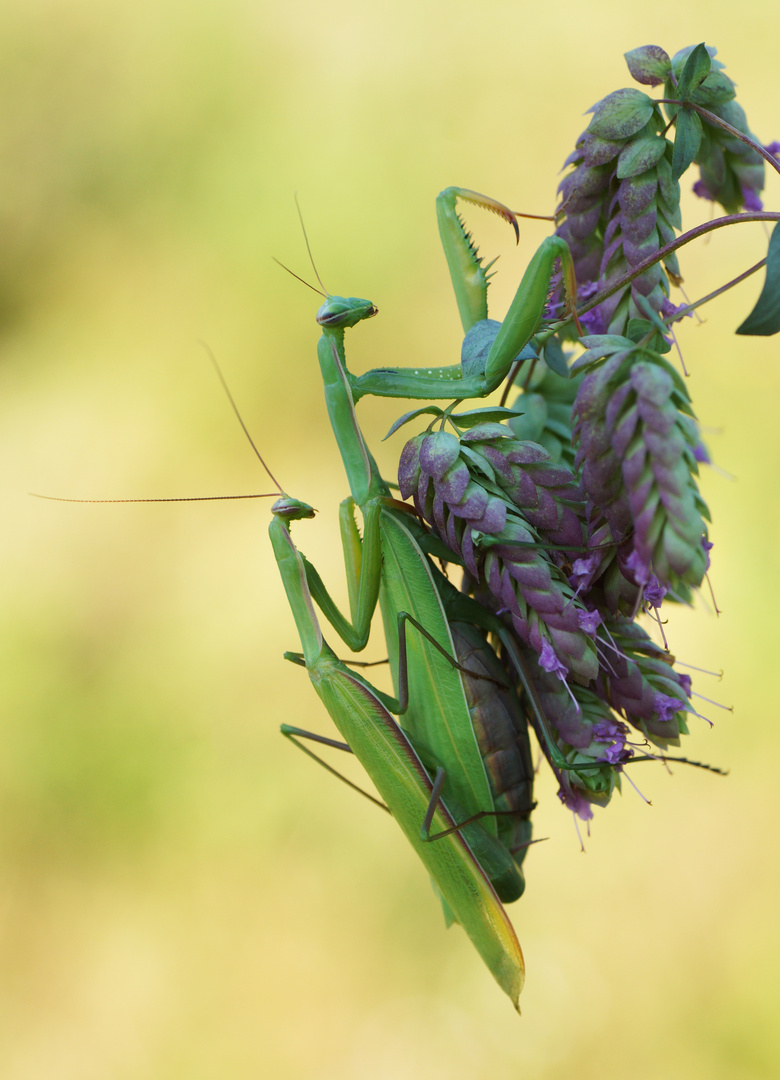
[3,2,780,1076]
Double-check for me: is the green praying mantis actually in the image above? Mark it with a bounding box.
[33,187,578,1008]
[267,188,594,1008]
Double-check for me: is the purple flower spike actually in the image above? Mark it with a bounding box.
[702,537,714,570]
[399,423,599,682]
[573,346,710,598]
[598,619,693,748]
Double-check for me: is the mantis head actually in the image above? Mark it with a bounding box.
[316,296,378,329]
[271,496,316,522]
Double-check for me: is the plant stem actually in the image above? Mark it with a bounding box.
[665,257,767,322]
[657,98,780,177]
[537,211,780,344]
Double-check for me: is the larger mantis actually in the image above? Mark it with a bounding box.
[270,188,585,1006]
[269,493,529,1006]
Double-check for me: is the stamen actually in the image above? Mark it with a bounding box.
[621,768,652,806]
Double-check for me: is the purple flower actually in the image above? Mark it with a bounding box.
[740,185,763,212]
[625,549,651,586]
[644,575,667,608]
[602,743,627,764]
[764,141,780,159]
[539,639,569,681]
[679,673,693,697]
[693,179,716,201]
[570,553,600,591]
[653,692,684,722]
[592,719,622,742]
[578,608,602,635]
[702,537,714,570]
[661,296,691,322]
[693,441,710,464]
[592,718,630,763]
[558,783,594,821]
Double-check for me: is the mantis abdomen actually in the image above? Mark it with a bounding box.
[451,622,535,895]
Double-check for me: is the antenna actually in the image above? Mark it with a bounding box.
[295,192,330,295]
[199,341,285,493]
[271,257,326,298]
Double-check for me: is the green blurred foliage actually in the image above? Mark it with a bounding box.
[2,1,780,1077]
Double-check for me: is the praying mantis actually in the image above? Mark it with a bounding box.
[268,188,592,1007]
[34,187,586,1007]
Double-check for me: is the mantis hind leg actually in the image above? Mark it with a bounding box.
[280,724,389,813]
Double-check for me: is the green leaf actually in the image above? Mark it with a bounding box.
[624,45,671,87]
[581,133,624,166]
[691,70,736,108]
[736,222,780,336]
[541,337,570,379]
[588,88,655,141]
[571,337,634,372]
[579,334,635,350]
[672,44,723,73]
[671,108,703,180]
[458,443,496,482]
[383,406,445,439]
[448,406,523,429]
[656,155,683,227]
[616,134,667,179]
[459,423,514,441]
[634,293,671,337]
[626,317,653,342]
[675,43,712,100]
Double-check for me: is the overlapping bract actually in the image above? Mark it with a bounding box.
[598,619,692,748]
[554,89,682,336]
[571,337,710,599]
[398,427,598,684]
[396,412,698,816]
[655,45,767,212]
[554,43,767,336]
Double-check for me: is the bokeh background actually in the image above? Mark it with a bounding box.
[3,2,780,1077]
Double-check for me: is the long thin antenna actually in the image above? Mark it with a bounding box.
[294,192,330,295]
[272,257,326,298]
[198,341,285,493]
[30,493,277,504]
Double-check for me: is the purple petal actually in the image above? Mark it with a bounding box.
[625,548,651,586]
[577,608,602,635]
[654,692,684,722]
[643,575,667,608]
[539,640,568,681]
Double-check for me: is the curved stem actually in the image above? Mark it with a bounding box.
[665,256,767,322]
[537,210,780,345]
[657,98,780,178]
